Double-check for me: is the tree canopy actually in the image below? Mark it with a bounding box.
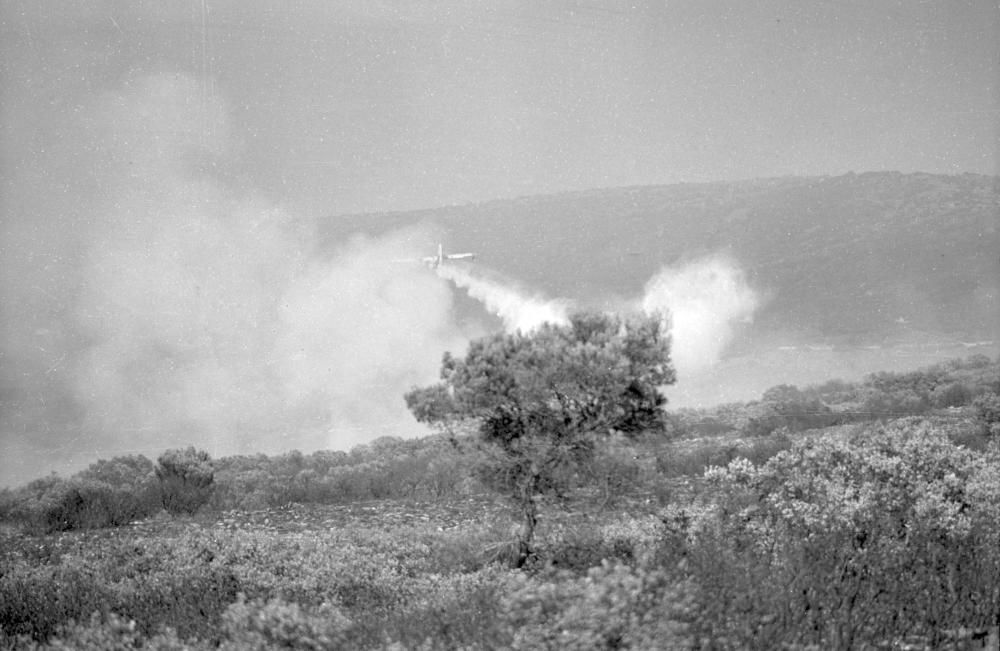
[405,310,675,566]
[407,311,674,437]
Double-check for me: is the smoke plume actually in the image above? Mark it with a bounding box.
[1,70,759,487]
[0,72,466,485]
[272,233,468,450]
[437,265,570,333]
[641,256,760,377]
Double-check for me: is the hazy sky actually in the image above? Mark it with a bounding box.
[1,0,998,485]
[3,0,997,217]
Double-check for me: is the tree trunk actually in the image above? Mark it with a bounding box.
[514,497,538,569]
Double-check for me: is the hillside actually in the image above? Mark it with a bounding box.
[3,352,999,648]
[319,172,999,345]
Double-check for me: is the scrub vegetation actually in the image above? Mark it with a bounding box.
[1,317,998,649]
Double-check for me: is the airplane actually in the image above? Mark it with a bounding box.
[421,243,476,269]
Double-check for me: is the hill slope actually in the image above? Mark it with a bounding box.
[320,172,999,345]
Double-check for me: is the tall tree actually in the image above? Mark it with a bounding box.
[406,311,675,566]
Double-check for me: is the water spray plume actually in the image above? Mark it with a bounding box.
[641,256,760,376]
[436,265,569,333]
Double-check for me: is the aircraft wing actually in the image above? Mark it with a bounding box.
[393,247,476,268]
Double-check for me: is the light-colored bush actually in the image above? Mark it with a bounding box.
[694,418,1000,647]
[219,595,352,650]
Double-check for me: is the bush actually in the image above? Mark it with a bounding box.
[499,561,694,649]
[655,433,792,479]
[656,441,740,478]
[0,557,110,642]
[219,595,353,650]
[43,612,192,651]
[739,429,794,465]
[974,392,1000,439]
[0,456,162,533]
[3,475,156,534]
[578,436,649,507]
[156,448,215,515]
[693,419,1000,647]
[931,381,973,408]
[373,570,508,650]
[47,480,147,530]
[118,566,242,643]
[74,455,157,492]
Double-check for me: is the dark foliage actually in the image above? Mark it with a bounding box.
[0,456,160,533]
[156,447,215,515]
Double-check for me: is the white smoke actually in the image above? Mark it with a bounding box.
[0,72,470,485]
[641,256,760,376]
[1,70,763,486]
[436,254,760,380]
[437,264,569,333]
[273,233,467,449]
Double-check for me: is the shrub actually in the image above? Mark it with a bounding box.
[72,455,160,523]
[499,561,694,650]
[694,419,1000,647]
[2,474,155,534]
[931,381,973,408]
[0,487,17,523]
[530,521,625,572]
[375,569,508,650]
[156,448,215,515]
[656,440,741,478]
[219,595,353,651]
[579,435,648,507]
[117,566,242,642]
[48,480,146,530]
[739,429,793,465]
[43,612,192,651]
[74,455,157,492]
[974,392,1000,439]
[655,433,791,480]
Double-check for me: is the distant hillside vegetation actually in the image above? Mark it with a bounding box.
[320,172,999,343]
